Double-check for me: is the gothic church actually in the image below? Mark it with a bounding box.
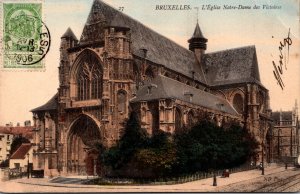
[31,0,272,176]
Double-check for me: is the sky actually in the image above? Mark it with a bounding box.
[0,0,299,126]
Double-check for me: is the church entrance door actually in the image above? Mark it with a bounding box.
[84,149,101,176]
[67,115,102,175]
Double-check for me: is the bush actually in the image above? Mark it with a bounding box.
[101,117,258,178]
[0,159,9,168]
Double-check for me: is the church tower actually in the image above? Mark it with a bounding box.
[59,27,78,101]
[188,22,208,62]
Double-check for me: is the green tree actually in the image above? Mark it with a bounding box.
[134,130,177,177]
[102,117,258,178]
[102,112,149,169]
[10,135,30,155]
[0,159,9,168]
[174,121,258,174]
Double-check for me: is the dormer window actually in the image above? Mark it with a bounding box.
[147,84,157,95]
[216,103,225,111]
[184,91,193,102]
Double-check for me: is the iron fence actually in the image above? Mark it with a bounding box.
[90,163,256,185]
[8,168,27,180]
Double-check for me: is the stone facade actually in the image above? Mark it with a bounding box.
[0,126,33,164]
[31,0,272,176]
[271,102,299,163]
[0,133,13,163]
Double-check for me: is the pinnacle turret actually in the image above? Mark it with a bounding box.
[61,27,78,41]
[188,22,207,51]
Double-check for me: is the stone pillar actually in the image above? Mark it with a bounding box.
[62,125,68,175]
[44,155,49,176]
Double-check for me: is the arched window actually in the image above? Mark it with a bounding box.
[150,106,159,133]
[233,93,244,114]
[159,106,165,122]
[141,107,147,123]
[77,52,103,101]
[175,107,183,132]
[257,91,265,113]
[117,90,127,113]
[187,111,195,127]
[133,63,140,84]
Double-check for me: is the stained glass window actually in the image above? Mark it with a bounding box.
[77,52,103,101]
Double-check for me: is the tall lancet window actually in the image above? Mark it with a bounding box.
[77,52,103,101]
[117,90,127,113]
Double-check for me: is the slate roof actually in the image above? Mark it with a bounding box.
[203,46,262,87]
[0,126,33,139]
[61,27,78,41]
[10,143,32,160]
[131,75,239,116]
[272,111,293,121]
[79,0,206,83]
[31,93,58,112]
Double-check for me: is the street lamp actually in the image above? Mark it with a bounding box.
[27,153,30,178]
[260,122,266,176]
[261,141,264,175]
[212,150,217,186]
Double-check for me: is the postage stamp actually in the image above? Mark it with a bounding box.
[0,0,49,70]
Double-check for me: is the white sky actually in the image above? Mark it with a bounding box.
[0,0,299,125]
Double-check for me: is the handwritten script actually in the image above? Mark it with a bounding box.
[272,28,292,90]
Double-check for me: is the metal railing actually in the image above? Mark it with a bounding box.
[89,164,256,185]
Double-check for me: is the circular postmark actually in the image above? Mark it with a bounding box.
[3,4,51,66]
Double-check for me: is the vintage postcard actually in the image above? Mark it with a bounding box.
[0,0,299,193]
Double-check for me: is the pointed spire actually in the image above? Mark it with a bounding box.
[61,27,78,41]
[188,22,207,52]
[192,22,205,39]
[295,99,298,116]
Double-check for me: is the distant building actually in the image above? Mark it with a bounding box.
[0,133,13,164]
[0,126,33,163]
[9,143,33,172]
[271,101,299,162]
[24,120,31,127]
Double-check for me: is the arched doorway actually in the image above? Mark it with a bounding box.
[67,115,102,175]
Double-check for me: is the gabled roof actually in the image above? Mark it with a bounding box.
[79,0,206,83]
[203,46,262,87]
[131,75,239,116]
[10,143,32,160]
[31,93,58,112]
[61,27,78,41]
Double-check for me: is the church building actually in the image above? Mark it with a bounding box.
[31,0,272,176]
[271,102,299,163]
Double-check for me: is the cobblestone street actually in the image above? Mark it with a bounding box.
[1,164,299,192]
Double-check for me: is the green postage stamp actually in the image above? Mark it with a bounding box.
[0,0,50,70]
